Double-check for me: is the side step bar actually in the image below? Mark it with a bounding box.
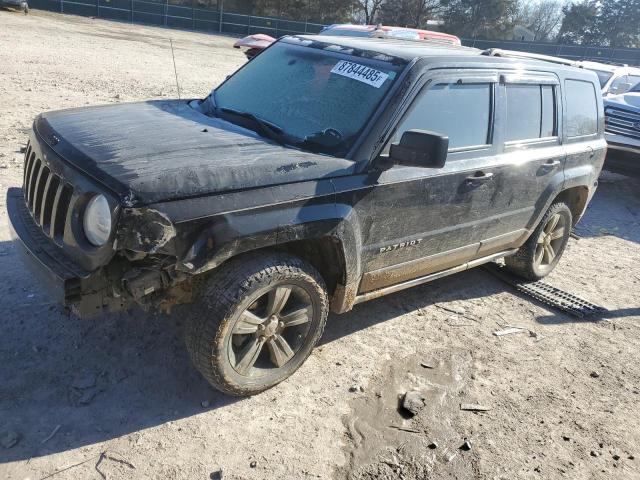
[353,249,517,305]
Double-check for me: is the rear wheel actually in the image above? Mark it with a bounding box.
[185,252,328,396]
[505,202,572,280]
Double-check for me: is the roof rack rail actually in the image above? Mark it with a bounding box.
[574,59,630,68]
[481,48,577,66]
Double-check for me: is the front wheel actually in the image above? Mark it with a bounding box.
[185,253,328,396]
[505,202,572,280]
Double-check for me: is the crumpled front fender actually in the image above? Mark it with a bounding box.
[116,207,177,254]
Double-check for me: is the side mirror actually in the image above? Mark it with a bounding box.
[610,82,632,95]
[389,129,449,168]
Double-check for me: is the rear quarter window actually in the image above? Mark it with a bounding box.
[564,79,598,137]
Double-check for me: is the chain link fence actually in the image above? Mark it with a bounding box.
[29,0,325,36]
[26,0,640,66]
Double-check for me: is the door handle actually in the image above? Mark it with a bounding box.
[542,160,561,168]
[465,171,494,183]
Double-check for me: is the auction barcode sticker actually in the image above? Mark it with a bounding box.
[330,60,389,88]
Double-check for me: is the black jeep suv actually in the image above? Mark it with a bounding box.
[7,36,605,395]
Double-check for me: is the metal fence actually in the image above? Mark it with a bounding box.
[29,0,325,36]
[26,1,640,66]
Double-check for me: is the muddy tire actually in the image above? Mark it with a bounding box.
[505,202,572,281]
[185,252,328,396]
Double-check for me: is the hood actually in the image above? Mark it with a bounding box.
[605,92,640,111]
[36,100,355,205]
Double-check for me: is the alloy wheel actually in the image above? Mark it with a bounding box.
[228,284,314,377]
[534,213,566,267]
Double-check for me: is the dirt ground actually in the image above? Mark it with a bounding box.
[1,9,640,480]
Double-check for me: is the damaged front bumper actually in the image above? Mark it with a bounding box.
[7,187,131,316]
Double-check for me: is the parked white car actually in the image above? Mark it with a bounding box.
[577,61,640,97]
[571,62,640,175]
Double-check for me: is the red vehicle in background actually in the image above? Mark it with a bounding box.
[233,23,462,59]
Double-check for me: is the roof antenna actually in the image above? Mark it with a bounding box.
[169,38,181,100]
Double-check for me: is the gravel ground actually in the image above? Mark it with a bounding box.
[1,10,640,480]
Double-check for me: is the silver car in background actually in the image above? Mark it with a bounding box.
[578,61,640,97]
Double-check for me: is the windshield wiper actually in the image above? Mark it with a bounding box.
[302,128,346,153]
[219,107,286,146]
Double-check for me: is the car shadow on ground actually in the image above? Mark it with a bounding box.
[534,307,640,325]
[0,241,618,463]
[320,267,508,346]
[320,264,616,347]
[0,232,244,463]
[2,171,636,463]
[0,247,519,463]
[573,172,640,244]
[0,295,240,463]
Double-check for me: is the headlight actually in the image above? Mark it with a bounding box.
[83,194,112,246]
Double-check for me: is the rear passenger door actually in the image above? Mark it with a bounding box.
[483,72,566,253]
[562,78,603,185]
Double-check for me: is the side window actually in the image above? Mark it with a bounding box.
[565,79,598,137]
[504,84,556,142]
[628,75,640,90]
[390,82,492,150]
[610,74,640,92]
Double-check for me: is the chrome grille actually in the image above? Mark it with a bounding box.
[22,141,74,244]
[605,106,640,140]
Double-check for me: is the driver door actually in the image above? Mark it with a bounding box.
[334,72,505,293]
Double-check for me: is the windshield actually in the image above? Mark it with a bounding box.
[213,41,402,156]
[589,69,613,89]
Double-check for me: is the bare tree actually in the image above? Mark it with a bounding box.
[516,0,564,41]
[355,0,385,23]
[379,0,441,28]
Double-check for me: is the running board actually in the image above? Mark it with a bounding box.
[353,249,517,305]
